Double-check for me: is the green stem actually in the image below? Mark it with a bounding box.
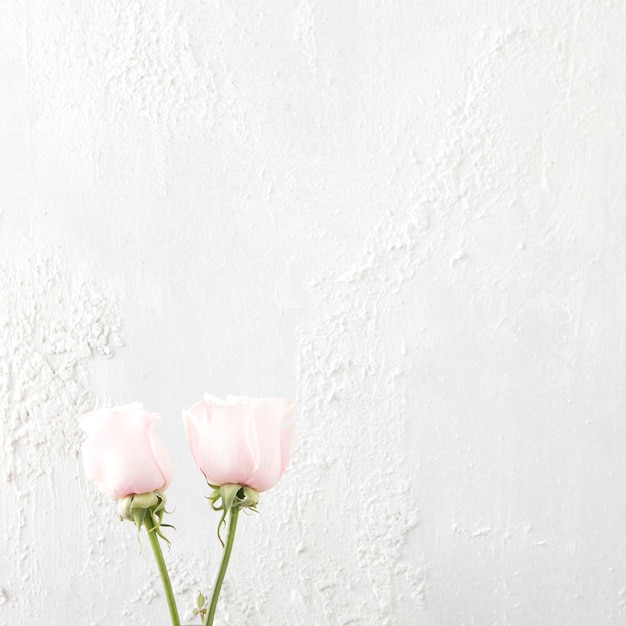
[144,513,181,626]
[205,507,240,626]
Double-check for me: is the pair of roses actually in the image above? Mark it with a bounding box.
[80,394,296,626]
[81,394,296,499]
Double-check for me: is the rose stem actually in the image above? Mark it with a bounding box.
[205,506,240,626]
[144,514,181,626]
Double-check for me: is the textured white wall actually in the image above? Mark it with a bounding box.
[1,1,625,625]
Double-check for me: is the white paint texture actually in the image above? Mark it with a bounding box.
[1,1,625,624]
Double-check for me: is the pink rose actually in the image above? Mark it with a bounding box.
[80,403,172,499]
[183,394,296,492]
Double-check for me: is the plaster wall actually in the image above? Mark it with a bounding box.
[1,1,625,625]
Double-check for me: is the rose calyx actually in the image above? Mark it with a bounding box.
[117,490,173,544]
[207,484,259,546]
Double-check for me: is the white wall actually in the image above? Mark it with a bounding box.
[1,1,625,625]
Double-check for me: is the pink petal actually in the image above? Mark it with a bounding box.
[81,406,171,499]
[183,399,211,476]
[245,398,292,491]
[185,397,256,486]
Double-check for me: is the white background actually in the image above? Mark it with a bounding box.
[1,1,625,625]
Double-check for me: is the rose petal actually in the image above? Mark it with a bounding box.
[244,398,285,491]
[184,394,296,492]
[185,397,256,486]
[81,405,171,499]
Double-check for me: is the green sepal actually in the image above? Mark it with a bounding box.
[116,490,174,548]
[205,483,260,546]
[133,507,147,530]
